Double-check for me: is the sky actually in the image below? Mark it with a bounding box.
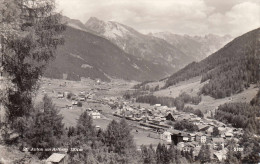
[56,0,260,37]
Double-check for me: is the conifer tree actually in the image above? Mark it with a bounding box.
[140,145,156,164]
[105,119,135,155]
[212,127,220,137]
[23,95,65,159]
[197,144,211,163]
[0,0,65,129]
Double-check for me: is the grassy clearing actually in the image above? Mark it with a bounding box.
[186,84,258,116]
[154,76,206,98]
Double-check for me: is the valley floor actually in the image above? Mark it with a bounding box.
[36,77,259,149]
[36,78,165,149]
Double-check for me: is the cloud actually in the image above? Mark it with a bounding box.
[56,0,260,36]
[208,2,260,36]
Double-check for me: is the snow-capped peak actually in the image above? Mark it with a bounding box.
[85,17,130,39]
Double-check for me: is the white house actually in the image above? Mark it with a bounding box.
[57,92,64,99]
[161,131,172,143]
[89,111,101,119]
[225,132,234,138]
[183,136,189,142]
[201,135,207,143]
[79,96,86,101]
[72,101,78,105]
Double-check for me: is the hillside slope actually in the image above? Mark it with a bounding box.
[165,28,260,98]
[44,27,171,82]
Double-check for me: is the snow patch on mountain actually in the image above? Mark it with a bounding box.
[103,21,129,39]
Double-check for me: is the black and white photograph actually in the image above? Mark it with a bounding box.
[0,0,259,163]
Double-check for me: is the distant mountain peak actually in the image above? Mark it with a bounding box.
[85,17,131,39]
[152,31,233,60]
[62,16,95,33]
[86,17,104,24]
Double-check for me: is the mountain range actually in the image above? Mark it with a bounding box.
[151,32,232,60]
[44,16,233,82]
[85,17,193,69]
[164,27,260,99]
[44,26,171,82]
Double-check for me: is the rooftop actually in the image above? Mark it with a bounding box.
[212,137,224,143]
[46,153,66,163]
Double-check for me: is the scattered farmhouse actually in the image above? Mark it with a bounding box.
[89,110,101,119]
[161,131,172,143]
[72,101,78,106]
[57,92,64,99]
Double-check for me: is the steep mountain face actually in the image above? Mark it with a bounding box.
[164,28,260,99]
[44,26,171,82]
[85,17,194,72]
[151,32,232,61]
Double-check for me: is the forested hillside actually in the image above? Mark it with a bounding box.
[165,28,260,99]
[215,102,260,134]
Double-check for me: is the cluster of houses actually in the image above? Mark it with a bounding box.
[160,124,243,161]
[113,102,244,162]
[56,90,97,109]
[55,90,103,120]
[113,103,177,124]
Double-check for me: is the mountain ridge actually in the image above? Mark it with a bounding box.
[44,26,172,82]
[85,17,195,73]
[151,32,233,60]
[164,27,260,99]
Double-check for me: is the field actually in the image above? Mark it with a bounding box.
[153,76,207,98]
[186,84,259,116]
[131,128,165,149]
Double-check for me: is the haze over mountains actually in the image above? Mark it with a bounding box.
[151,32,232,60]
[44,16,233,82]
